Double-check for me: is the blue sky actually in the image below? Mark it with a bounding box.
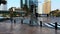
[51,0,60,10]
[7,0,20,9]
[7,0,60,10]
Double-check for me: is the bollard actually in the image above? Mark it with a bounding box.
[29,20,32,25]
[21,19,23,24]
[40,21,42,27]
[29,20,31,25]
[29,20,33,26]
[55,22,57,30]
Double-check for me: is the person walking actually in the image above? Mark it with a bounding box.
[14,19,16,24]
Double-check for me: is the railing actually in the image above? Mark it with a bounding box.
[19,17,60,30]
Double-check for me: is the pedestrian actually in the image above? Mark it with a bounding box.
[14,19,16,24]
[35,13,38,19]
[10,17,13,23]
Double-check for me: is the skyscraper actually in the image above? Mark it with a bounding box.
[20,0,28,8]
[25,0,27,5]
[29,0,38,9]
[0,0,7,11]
[43,0,51,14]
[20,0,51,14]
[20,0,23,8]
[38,0,44,14]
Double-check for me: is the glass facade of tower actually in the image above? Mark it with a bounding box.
[20,0,28,8]
[29,0,38,6]
[20,0,23,8]
[20,0,38,8]
[0,0,7,11]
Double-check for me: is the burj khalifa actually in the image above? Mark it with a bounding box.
[0,0,7,11]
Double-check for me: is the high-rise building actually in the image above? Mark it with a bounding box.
[37,0,51,14]
[0,0,7,11]
[20,0,37,8]
[20,0,51,14]
[20,0,23,8]
[43,0,51,14]
[20,0,28,8]
[29,0,38,9]
[25,0,27,5]
[38,0,44,14]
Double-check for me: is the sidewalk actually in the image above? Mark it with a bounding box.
[0,22,60,34]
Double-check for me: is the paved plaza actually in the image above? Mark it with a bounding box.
[0,22,60,34]
[0,17,60,34]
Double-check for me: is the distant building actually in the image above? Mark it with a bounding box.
[20,0,23,8]
[20,0,28,8]
[9,7,20,12]
[9,7,26,17]
[9,7,26,13]
[20,0,51,14]
[0,0,7,11]
[43,0,51,14]
[38,0,44,14]
[20,0,37,8]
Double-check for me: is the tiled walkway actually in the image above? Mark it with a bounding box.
[0,22,60,34]
[0,17,60,34]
